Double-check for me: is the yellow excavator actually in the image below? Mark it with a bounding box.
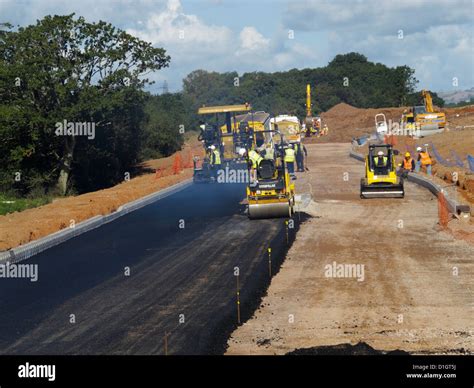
[401,90,446,133]
[304,84,322,136]
[247,130,296,219]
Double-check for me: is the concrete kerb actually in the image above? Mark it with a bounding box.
[0,178,193,264]
[349,148,470,216]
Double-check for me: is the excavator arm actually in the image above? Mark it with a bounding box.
[422,89,434,113]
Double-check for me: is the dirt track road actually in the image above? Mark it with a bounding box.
[227,143,474,355]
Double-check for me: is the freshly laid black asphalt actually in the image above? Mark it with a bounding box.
[0,183,301,355]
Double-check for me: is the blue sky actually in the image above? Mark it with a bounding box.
[1,0,473,94]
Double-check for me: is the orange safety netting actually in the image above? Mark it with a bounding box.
[172,153,183,174]
[437,191,450,228]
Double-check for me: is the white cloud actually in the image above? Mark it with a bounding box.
[127,0,233,51]
[1,0,470,92]
[283,0,474,91]
[238,26,270,52]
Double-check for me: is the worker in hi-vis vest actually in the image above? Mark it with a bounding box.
[210,145,221,179]
[374,150,388,167]
[263,143,274,160]
[398,151,415,178]
[294,142,307,172]
[284,144,296,177]
[415,146,432,175]
[248,148,263,182]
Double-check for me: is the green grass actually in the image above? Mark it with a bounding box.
[0,193,52,216]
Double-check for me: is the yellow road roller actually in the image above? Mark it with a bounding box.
[247,132,295,219]
[360,144,404,198]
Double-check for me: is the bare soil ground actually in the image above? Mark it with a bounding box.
[314,102,474,205]
[312,102,474,143]
[0,135,203,252]
[226,143,474,355]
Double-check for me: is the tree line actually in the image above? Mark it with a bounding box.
[181,52,444,120]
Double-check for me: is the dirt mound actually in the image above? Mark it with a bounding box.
[308,103,405,143]
[443,104,474,128]
[324,102,362,116]
[287,342,409,355]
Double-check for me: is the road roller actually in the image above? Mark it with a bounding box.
[247,133,295,219]
[360,144,404,199]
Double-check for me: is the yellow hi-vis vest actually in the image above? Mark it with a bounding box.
[248,150,263,168]
[264,147,274,160]
[284,148,295,163]
[374,156,387,166]
[212,149,221,165]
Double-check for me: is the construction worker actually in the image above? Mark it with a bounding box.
[374,150,387,167]
[295,142,307,172]
[284,144,296,178]
[210,145,221,180]
[416,146,432,175]
[399,151,415,178]
[210,145,221,166]
[263,143,274,160]
[248,148,263,170]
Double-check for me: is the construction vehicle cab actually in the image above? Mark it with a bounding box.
[271,115,302,144]
[247,131,295,219]
[360,144,404,198]
[194,104,252,183]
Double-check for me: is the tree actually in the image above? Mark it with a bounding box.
[0,14,170,195]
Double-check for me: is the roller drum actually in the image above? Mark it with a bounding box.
[248,202,291,219]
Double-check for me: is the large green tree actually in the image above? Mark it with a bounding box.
[0,15,170,195]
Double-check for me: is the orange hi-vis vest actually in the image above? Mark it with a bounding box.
[419,151,432,166]
[403,157,413,169]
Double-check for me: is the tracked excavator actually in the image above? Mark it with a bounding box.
[246,130,295,219]
[401,90,446,136]
[304,84,322,137]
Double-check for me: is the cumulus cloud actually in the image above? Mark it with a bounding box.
[127,0,232,49]
[238,26,271,53]
[283,0,474,90]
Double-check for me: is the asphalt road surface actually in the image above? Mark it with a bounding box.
[0,183,299,355]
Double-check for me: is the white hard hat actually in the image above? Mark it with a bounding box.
[416,146,422,152]
[238,148,246,156]
[377,151,384,156]
[210,145,216,150]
